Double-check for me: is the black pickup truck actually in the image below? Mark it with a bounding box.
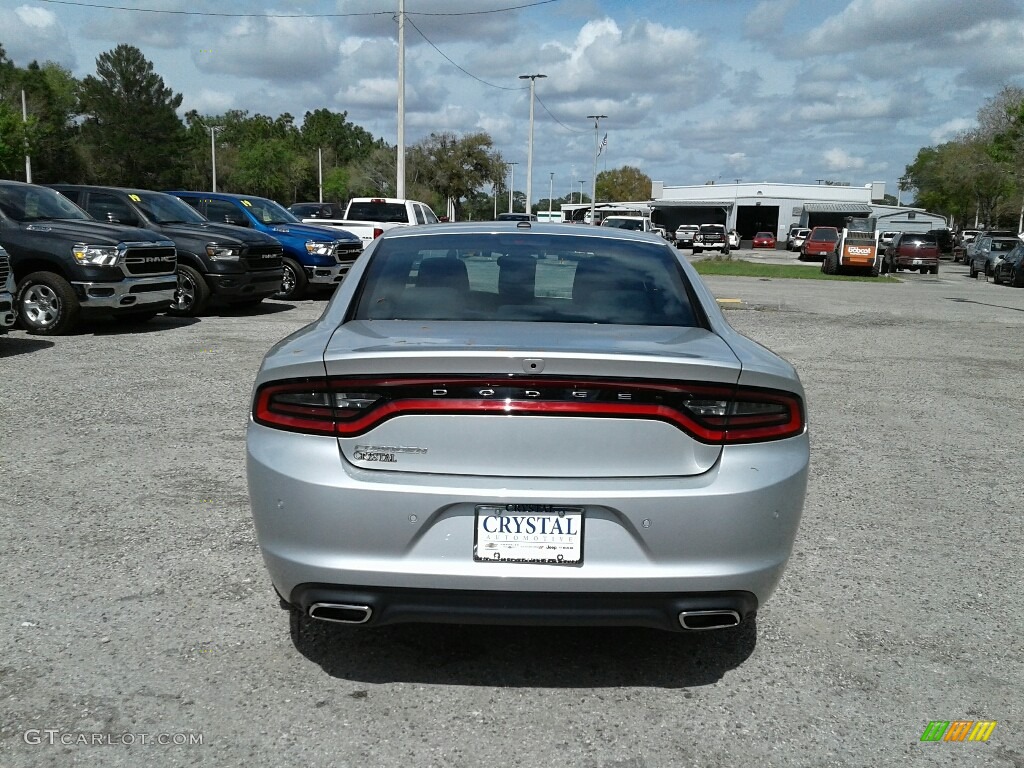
[50,186,284,316]
[0,181,177,335]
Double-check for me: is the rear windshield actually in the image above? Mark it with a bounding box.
[348,201,411,223]
[351,232,699,327]
[900,234,937,245]
[990,238,1018,251]
[603,218,645,230]
[810,229,838,242]
[699,225,725,234]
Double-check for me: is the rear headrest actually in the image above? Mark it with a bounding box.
[415,257,470,292]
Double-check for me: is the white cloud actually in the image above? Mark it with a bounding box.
[930,117,975,145]
[4,5,75,68]
[823,148,866,171]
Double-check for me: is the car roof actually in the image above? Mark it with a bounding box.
[381,221,666,243]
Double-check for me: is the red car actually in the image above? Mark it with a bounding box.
[752,231,776,249]
[799,227,839,261]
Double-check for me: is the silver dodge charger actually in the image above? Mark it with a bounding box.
[247,222,809,634]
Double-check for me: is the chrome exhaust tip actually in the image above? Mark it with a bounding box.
[308,602,373,625]
[678,610,741,631]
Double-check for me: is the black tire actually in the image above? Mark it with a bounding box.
[722,247,730,256]
[16,271,80,335]
[870,261,880,277]
[823,252,838,275]
[273,257,308,300]
[692,247,702,254]
[931,265,939,275]
[1013,269,1024,288]
[969,261,977,278]
[168,264,211,317]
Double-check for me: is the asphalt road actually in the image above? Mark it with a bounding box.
[1,258,1022,768]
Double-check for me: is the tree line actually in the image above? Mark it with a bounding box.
[904,86,1024,231]
[1,43,651,220]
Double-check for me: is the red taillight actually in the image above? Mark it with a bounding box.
[251,377,805,444]
[373,228,384,239]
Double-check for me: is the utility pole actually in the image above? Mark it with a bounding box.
[397,0,406,198]
[587,115,607,225]
[318,147,323,203]
[519,73,546,216]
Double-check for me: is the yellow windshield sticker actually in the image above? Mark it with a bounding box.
[128,194,142,202]
[241,200,252,207]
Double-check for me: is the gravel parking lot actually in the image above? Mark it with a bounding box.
[2,260,1022,767]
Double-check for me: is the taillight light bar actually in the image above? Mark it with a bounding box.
[252,376,805,444]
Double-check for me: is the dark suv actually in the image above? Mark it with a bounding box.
[882,232,939,274]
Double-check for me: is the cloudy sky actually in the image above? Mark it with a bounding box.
[4,0,1024,203]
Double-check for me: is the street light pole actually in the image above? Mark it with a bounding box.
[208,125,223,192]
[578,180,584,206]
[548,172,554,221]
[519,73,547,217]
[22,90,32,183]
[587,114,607,225]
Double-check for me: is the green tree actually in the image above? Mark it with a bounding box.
[77,44,186,186]
[407,131,503,220]
[595,165,652,202]
[0,46,82,182]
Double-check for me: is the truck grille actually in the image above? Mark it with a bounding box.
[0,250,10,286]
[333,243,362,265]
[244,245,284,271]
[123,245,177,276]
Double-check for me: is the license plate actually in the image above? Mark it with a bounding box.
[474,505,584,564]
[912,259,923,265]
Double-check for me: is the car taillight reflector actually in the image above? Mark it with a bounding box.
[251,376,805,444]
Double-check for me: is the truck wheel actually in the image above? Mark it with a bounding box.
[931,265,939,275]
[823,253,838,275]
[17,272,80,335]
[870,262,880,277]
[692,247,702,255]
[168,264,210,317]
[274,257,308,301]
[968,261,976,278]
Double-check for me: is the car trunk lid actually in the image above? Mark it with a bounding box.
[322,321,742,478]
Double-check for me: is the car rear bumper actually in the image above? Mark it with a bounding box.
[289,583,759,632]
[247,423,809,621]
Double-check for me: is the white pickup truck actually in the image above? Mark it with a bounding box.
[295,197,441,246]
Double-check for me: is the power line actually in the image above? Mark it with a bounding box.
[37,0,562,19]
[404,16,525,91]
[535,94,587,134]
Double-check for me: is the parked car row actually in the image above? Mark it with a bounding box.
[0,180,367,335]
[966,233,1019,278]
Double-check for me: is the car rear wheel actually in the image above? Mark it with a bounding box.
[968,262,977,278]
[16,272,80,335]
